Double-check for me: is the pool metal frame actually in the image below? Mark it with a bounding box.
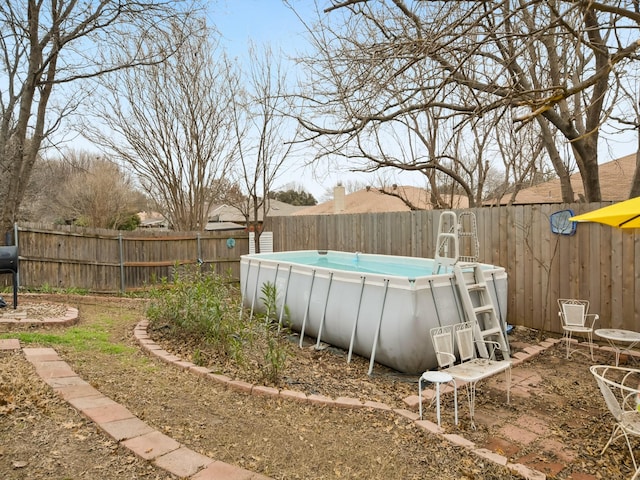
[240,250,508,374]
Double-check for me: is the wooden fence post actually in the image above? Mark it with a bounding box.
[118,233,125,293]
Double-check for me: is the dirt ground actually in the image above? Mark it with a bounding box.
[0,295,634,479]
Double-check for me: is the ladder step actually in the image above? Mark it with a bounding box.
[456,262,476,269]
[453,259,510,360]
[481,326,502,337]
[474,305,494,315]
[439,233,458,240]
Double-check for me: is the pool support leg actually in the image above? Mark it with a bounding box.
[299,270,316,348]
[347,276,366,364]
[428,279,443,327]
[249,262,262,321]
[315,272,334,349]
[277,265,292,332]
[239,259,252,321]
[265,264,280,322]
[368,278,390,375]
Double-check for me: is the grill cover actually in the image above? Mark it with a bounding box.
[0,245,18,308]
[0,246,18,273]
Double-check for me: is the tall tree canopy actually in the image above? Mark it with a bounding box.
[85,18,237,231]
[295,0,640,203]
[24,150,144,228]
[269,188,318,206]
[230,43,300,242]
[0,0,197,241]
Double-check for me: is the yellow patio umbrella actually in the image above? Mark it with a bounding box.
[569,196,640,228]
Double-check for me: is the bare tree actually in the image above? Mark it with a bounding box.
[20,153,72,223]
[84,18,238,231]
[22,150,144,228]
[608,75,640,198]
[229,43,299,250]
[0,0,197,242]
[54,154,143,229]
[292,1,640,202]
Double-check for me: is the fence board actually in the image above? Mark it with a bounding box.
[531,205,543,330]
[7,223,246,293]
[514,206,526,325]
[546,207,562,333]
[589,225,602,306]
[575,213,590,298]
[622,231,636,330]
[634,234,640,332]
[610,229,624,329]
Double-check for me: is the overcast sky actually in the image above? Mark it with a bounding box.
[210,1,639,200]
[68,1,637,201]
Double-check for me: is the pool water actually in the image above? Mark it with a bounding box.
[254,250,436,278]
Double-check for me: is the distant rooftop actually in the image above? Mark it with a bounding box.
[487,154,637,205]
[293,185,469,215]
[208,199,306,224]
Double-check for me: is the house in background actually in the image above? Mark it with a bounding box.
[138,211,168,229]
[136,199,303,231]
[293,185,468,216]
[206,199,305,231]
[486,154,638,205]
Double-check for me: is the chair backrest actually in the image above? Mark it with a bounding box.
[430,325,455,368]
[558,299,589,327]
[590,365,640,421]
[591,365,624,421]
[454,321,477,362]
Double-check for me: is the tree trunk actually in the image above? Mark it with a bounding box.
[537,119,574,203]
[630,134,640,198]
[571,136,601,202]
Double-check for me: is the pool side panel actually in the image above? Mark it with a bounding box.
[240,251,508,374]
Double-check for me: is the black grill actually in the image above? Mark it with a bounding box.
[0,246,18,308]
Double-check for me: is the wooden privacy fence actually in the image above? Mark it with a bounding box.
[264,203,640,335]
[2,204,638,335]
[5,223,248,293]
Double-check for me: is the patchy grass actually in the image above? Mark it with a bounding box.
[1,318,134,356]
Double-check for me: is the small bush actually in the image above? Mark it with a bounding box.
[255,281,289,383]
[146,267,290,383]
[146,266,243,359]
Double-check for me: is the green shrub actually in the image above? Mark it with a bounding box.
[255,281,289,383]
[146,268,290,383]
[146,266,244,359]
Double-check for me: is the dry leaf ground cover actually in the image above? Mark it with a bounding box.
[0,294,636,479]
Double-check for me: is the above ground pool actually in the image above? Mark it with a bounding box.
[240,250,508,374]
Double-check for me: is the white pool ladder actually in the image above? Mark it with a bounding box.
[433,211,459,274]
[434,211,509,360]
[434,211,479,273]
[453,262,510,360]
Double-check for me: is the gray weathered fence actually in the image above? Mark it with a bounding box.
[3,223,248,293]
[264,203,640,335]
[2,204,637,335]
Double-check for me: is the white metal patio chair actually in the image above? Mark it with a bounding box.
[419,325,458,426]
[590,365,640,480]
[429,321,511,428]
[558,299,599,360]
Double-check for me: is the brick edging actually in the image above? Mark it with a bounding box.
[14,343,272,480]
[0,306,79,327]
[135,320,562,480]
